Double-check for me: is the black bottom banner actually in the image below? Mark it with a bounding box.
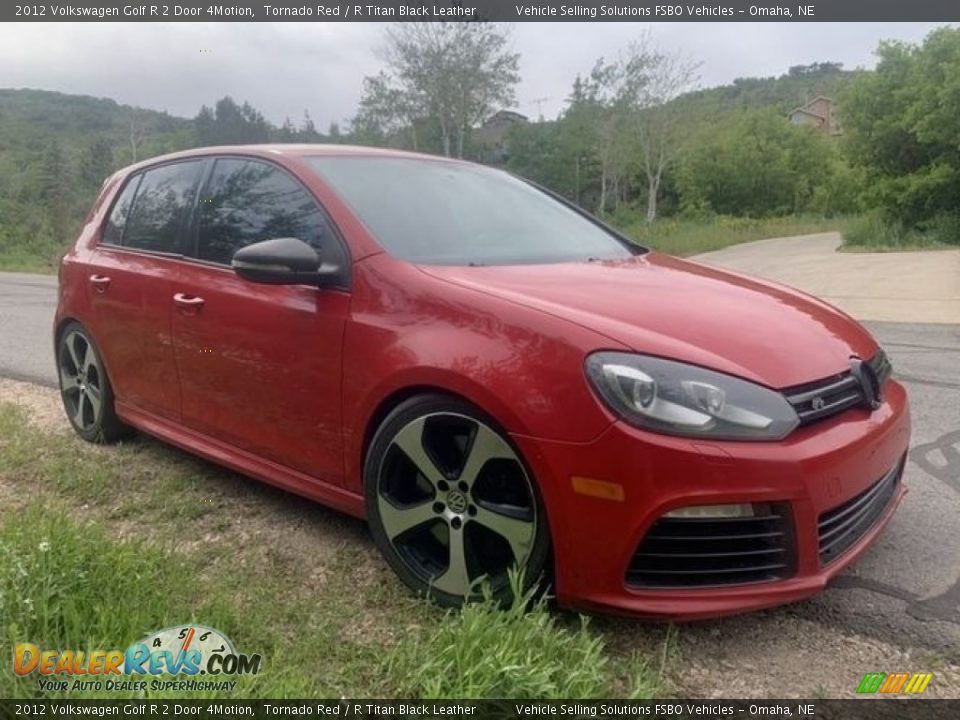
[0,699,956,720]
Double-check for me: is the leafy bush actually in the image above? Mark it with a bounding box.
[841,211,960,249]
[840,28,960,227]
[676,109,836,217]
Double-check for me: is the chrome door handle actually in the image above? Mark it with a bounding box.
[173,293,205,309]
[89,275,111,293]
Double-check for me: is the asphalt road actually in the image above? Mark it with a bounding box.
[0,271,57,386]
[1,267,959,658]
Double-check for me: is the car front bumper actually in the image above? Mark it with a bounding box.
[513,379,911,620]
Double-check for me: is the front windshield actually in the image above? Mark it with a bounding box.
[306,156,637,266]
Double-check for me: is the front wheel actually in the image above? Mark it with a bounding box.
[365,395,550,606]
[57,322,131,443]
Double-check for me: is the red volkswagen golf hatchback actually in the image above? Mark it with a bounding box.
[55,145,910,619]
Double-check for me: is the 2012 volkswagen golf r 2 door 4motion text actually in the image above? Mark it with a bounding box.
[55,145,910,619]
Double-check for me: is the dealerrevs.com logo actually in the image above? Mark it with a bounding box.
[13,625,262,693]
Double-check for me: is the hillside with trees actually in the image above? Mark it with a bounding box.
[506,60,857,221]
[0,89,194,269]
[0,90,338,271]
[2,24,959,272]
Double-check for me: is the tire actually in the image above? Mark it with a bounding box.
[365,394,550,607]
[56,321,132,443]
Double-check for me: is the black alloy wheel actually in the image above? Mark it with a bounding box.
[365,395,550,606]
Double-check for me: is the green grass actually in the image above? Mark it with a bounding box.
[613,214,857,257]
[0,506,203,697]
[841,212,960,252]
[0,404,666,699]
[0,243,63,274]
[388,570,660,699]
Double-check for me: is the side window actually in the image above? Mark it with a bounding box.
[102,175,142,246]
[197,158,345,267]
[123,161,202,254]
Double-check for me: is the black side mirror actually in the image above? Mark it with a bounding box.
[231,237,337,286]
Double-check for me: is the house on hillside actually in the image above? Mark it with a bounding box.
[473,110,528,163]
[788,96,841,135]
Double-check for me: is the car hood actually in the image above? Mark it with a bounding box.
[418,252,878,389]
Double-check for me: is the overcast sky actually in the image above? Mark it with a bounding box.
[0,22,949,128]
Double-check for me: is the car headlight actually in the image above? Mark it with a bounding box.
[585,352,800,440]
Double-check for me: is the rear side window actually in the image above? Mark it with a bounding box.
[196,158,344,267]
[102,175,142,246]
[122,161,202,254]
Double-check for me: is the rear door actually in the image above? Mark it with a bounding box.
[86,160,204,421]
[169,157,350,484]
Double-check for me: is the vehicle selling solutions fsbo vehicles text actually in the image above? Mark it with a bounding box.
[514,5,809,18]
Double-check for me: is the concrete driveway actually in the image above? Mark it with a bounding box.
[694,232,960,324]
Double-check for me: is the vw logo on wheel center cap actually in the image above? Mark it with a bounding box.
[446,490,468,514]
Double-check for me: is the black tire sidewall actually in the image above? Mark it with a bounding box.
[364,393,551,607]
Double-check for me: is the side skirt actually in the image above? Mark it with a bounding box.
[116,401,366,519]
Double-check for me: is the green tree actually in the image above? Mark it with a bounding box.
[274,116,297,142]
[676,110,832,217]
[299,110,321,142]
[352,71,424,149]
[840,28,960,229]
[80,136,114,189]
[507,122,573,195]
[538,37,697,218]
[360,22,520,158]
[194,97,269,146]
[506,79,602,208]
[40,140,70,242]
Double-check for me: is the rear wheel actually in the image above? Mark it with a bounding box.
[57,322,131,443]
[365,395,549,606]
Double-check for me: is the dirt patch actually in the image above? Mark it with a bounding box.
[0,377,67,432]
[670,615,960,698]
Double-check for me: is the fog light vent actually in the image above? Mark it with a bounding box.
[664,503,755,519]
[626,503,795,588]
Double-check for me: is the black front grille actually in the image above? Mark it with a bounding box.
[818,462,901,566]
[626,506,795,588]
[784,350,892,426]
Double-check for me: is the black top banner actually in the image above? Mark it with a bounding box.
[5,0,960,23]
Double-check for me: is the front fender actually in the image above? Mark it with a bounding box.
[340,256,623,491]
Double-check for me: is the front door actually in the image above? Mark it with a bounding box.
[170,157,350,484]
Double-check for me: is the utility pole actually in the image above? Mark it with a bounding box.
[529,97,550,121]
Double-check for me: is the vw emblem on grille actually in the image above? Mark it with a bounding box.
[811,396,826,411]
[850,357,882,411]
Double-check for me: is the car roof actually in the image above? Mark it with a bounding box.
[118,143,464,176]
